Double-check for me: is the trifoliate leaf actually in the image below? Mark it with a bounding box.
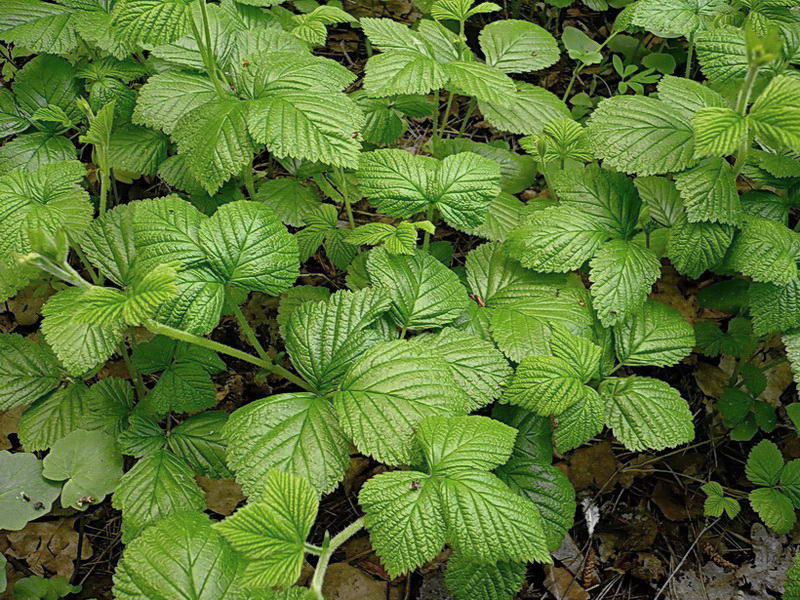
[600,376,694,451]
[334,340,468,465]
[416,415,517,474]
[674,157,741,225]
[224,393,350,496]
[284,287,392,395]
[0,333,61,411]
[216,470,317,588]
[478,82,570,135]
[749,75,800,152]
[410,328,512,410]
[586,95,696,176]
[614,299,695,367]
[496,459,575,550]
[692,107,748,159]
[750,487,796,533]
[42,429,123,510]
[727,215,800,285]
[667,214,735,278]
[701,481,740,518]
[113,511,243,600]
[166,411,232,478]
[589,239,661,327]
[367,247,468,330]
[553,388,604,453]
[199,200,298,295]
[479,19,559,74]
[112,449,205,541]
[503,355,588,415]
[445,554,525,600]
[0,451,60,531]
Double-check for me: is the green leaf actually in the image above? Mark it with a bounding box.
[780,460,800,509]
[614,299,695,367]
[359,470,447,577]
[225,393,350,496]
[465,192,531,242]
[113,511,243,599]
[254,177,322,228]
[173,97,252,195]
[216,470,317,588]
[496,459,575,550]
[18,383,92,451]
[692,107,748,158]
[416,415,517,474]
[284,287,392,395]
[586,95,696,176]
[749,487,796,533]
[112,449,205,541]
[0,333,61,411]
[246,91,363,169]
[166,410,232,478]
[478,82,570,135]
[547,326,602,382]
[727,215,800,285]
[0,451,60,531]
[674,157,741,225]
[80,203,137,286]
[366,248,468,330]
[363,49,449,96]
[749,75,800,152]
[133,194,207,271]
[589,239,661,327]
[600,376,694,451]
[656,75,727,116]
[12,575,78,600]
[632,0,730,37]
[134,71,219,135]
[111,0,194,45]
[479,19,559,74]
[334,339,468,465]
[667,214,734,278]
[553,388,604,452]
[552,165,642,239]
[199,200,299,295]
[0,0,76,54]
[118,415,166,458]
[13,55,81,121]
[86,377,135,437]
[504,205,609,272]
[695,26,748,83]
[0,132,77,174]
[42,429,123,510]
[108,125,169,175]
[750,278,800,336]
[442,61,516,104]
[746,439,784,486]
[132,336,224,414]
[153,266,227,334]
[701,481,740,518]
[410,328,512,411]
[445,554,526,600]
[503,355,588,415]
[562,26,602,63]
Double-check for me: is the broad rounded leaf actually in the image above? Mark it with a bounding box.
[0,451,60,531]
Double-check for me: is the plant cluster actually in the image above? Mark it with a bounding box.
[1,0,800,597]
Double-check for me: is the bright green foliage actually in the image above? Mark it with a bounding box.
[614,300,695,367]
[216,470,317,588]
[0,451,60,531]
[112,449,205,541]
[360,415,550,577]
[504,355,590,415]
[727,215,800,285]
[632,0,730,37]
[674,158,741,225]
[600,377,694,451]
[479,20,559,74]
[42,429,123,510]
[334,340,469,464]
[701,481,740,518]
[132,336,224,414]
[166,411,232,478]
[18,383,92,451]
[358,149,501,230]
[745,441,800,533]
[367,248,469,330]
[692,107,748,159]
[11,576,79,600]
[113,511,243,600]
[224,393,350,496]
[445,554,526,600]
[0,334,61,410]
[748,75,800,152]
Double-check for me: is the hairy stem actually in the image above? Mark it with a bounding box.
[309,517,366,600]
[242,159,256,199]
[422,206,434,251]
[431,90,440,138]
[732,63,760,176]
[336,167,355,228]
[439,91,455,138]
[119,338,147,400]
[458,97,476,135]
[231,302,268,359]
[190,1,227,98]
[684,33,695,78]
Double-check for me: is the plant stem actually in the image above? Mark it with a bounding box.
[144,319,315,392]
[562,67,581,101]
[458,98,476,135]
[309,517,366,600]
[422,206,434,251]
[439,91,455,138]
[98,163,111,217]
[431,90,440,138]
[231,302,268,359]
[684,33,695,78]
[336,167,355,228]
[72,244,102,286]
[119,338,147,400]
[242,159,256,199]
[190,1,227,98]
[732,63,760,175]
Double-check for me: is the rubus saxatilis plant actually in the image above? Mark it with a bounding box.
[1,0,800,597]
